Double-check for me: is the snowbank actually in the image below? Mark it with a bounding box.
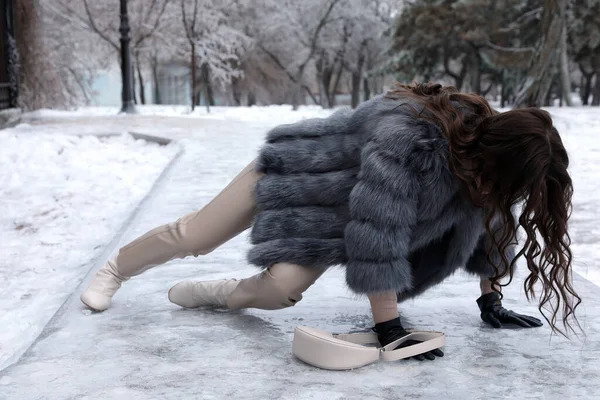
[0,132,179,370]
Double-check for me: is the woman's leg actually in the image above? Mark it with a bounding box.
[168,262,327,310]
[228,263,327,310]
[81,160,262,311]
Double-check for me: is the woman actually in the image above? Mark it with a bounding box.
[81,83,580,359]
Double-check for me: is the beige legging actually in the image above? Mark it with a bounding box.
[109,159,327,310]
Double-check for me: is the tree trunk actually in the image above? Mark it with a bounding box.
[291,82,304,111]
[329,58,344,107]
[317,75,331,108]
[135,54,146,105]
[514,0,566,108]
[247,91,256,107]
[469,46,482,94]
[351,52,365,108]
[363,77,371,101]
[199,63,211,113]
[443,48,467,91]
[580,73,592,105]
[592,74,600,106]
[545,79,555,106]
[455,66,467,92]
[232,77,242,106]
[315,53,333,108]
[558,13,573,106]
[201,63,215,107]
[190,43,196,111]
[132,66,138,105]
[151,56,161,104]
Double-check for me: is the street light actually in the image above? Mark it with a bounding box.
[119,0,136,114]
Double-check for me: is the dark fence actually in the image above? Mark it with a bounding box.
[0,0,17,110]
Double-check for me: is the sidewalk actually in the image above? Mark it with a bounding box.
[1,117,599,400]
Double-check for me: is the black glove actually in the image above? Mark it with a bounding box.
[477,292,543,328]
[373,317,444,361]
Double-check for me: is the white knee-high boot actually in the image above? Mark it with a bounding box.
[167,263,326,310]
[80,259,129,312]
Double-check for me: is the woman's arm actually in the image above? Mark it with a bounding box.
[480,277,501,295]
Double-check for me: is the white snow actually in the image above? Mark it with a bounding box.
[24,104,334,124]
[0,130,179,370]
[1,103,599,378]
[547,107,600,287]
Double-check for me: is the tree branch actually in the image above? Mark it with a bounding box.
[259,44,298,83]
[298,0,342,72]
[484,41,535,54]
[181,0,193,43]
[304,85,319,104]
[192,0,199,37]
[134,0,169,48]
[82,0,119,50]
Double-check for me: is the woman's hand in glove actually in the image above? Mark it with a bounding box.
[374,317,444,361]
[477,292,543,328]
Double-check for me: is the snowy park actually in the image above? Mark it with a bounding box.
[0,105,598,399]
[1,0,600,399]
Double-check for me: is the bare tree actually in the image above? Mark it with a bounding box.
[341,0,392,108]
[257,0,343,109]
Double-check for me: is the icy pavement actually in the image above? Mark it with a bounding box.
[0,108,599,399]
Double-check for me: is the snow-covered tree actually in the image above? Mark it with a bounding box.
[341,0,394,107]
[250,0,344,109]
[310,0,393,108]
[177,0,251,111]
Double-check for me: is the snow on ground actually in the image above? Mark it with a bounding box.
[0,131,179,370]
[545,107,600,286]
[23,104,334,125]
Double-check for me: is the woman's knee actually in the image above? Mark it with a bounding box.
[226,270,300,310]
[227,266,321,310]
[172,219,219,256]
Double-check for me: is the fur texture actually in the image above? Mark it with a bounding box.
[247,95,514,299]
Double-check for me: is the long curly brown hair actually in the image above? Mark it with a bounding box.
[386,82,581,335]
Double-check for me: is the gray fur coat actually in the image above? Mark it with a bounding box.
[247,95,515,300]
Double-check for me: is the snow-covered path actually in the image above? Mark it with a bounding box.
[0,107,599,399]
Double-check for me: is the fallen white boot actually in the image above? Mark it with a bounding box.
[168,279,240,308]
[80,258,129,312]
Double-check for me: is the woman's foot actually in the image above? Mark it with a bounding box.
[168,279,240,308]
[80,259,129,312]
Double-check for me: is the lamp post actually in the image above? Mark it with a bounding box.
[119,0,136,114]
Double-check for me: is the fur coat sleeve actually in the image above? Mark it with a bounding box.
[344,104,449,294]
